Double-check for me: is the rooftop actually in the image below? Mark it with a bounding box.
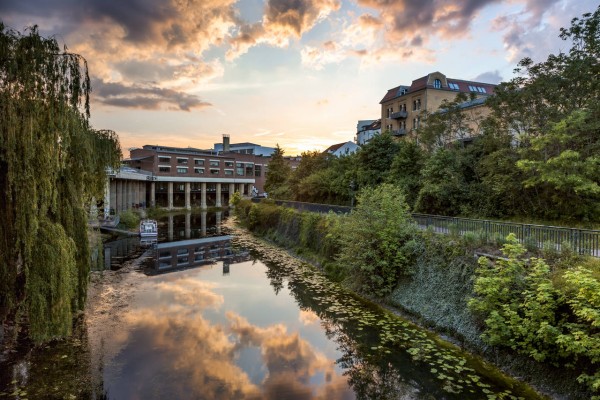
[379,73,497,104]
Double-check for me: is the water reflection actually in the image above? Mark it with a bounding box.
[2,211,544,400]
[153,235,250,273]
[102,265,354,399]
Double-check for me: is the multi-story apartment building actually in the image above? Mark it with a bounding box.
[118,144,269,210]
[380,71,497,141]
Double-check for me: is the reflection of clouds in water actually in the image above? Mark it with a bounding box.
[153,277,224,309]
[299,309,320,326]
[110,275,353,399]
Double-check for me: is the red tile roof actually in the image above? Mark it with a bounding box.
[324,142,346,153]
[380,73,497,104]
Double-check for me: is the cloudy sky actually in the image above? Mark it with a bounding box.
[2,0,596,155]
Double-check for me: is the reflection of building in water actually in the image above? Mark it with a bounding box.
[154,235,249,273]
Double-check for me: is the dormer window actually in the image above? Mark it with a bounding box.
[434,79,442,89]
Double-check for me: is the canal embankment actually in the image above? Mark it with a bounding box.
[232,196,599,399]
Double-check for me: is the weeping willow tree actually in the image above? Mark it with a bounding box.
[0,24,121,343]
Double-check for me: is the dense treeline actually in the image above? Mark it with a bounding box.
[233,195,600,397]
[0,25,121,343]
[266,7,600,224]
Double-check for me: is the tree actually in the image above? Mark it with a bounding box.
[288,150,329,201]
[386,140,425,209]
[355,132,399,188]
[264,144,292,198]
[0,25,121,343]
[336,184,419,297]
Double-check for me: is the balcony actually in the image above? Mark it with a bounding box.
[389,110,407,119]
[391,129,407,137]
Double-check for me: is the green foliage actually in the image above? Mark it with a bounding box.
[355,132,399,188]
[0,25,121,342]
[264,144,292,198]
[229,191,242,207]
[336,184,420,297]
[119,210,140,230]
[469,234,600,395]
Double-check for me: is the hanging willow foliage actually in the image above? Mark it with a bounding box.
[0,24,121,342]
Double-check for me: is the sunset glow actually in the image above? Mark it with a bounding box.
[2,0,596,154]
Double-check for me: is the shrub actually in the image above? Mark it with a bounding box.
[335,183,421,297]
[469,233,600,396]
[119,210,140,229]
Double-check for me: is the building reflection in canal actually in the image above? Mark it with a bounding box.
[102,211,235,271]
[154,235,250,274]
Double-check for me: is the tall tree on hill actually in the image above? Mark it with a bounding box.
[487,5,600,220]
[264,144,292,198]
[0,25,121,343]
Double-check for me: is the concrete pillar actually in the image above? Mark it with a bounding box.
[185,212,191,239]
[117,180,123,212]
[125,180,131,210]
[238,183,245,196]
[185,182,191,210]
[150,182,156,208]
[216,183,222,208]
[133,181,139,208]
[216,211,222,234]
[140,182,148,208]
[168,215,174,241]
[168,181,173,210]
[110,179,117,215]
[104,178,110,219]
[201,211,207,236]
[201,182,207,209]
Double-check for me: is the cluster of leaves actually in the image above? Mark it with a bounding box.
[264,7,600,224]
[236,184,421,297]
[335,184,421,297]
[469,234,600,396]
[0,25,121,342]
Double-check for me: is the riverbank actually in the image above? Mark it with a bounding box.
[227,204,593,399]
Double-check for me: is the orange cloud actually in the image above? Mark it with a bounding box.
[227,0,341,60]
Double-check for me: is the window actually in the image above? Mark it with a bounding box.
[255,165,262,177]
[210,160,220,167]
[413,116,421,130]
[177,167,188,174]
[177,157,188,164]
[195,254,204,261]
[177,257,188,265]
[224,161,234,167]
[210,168,220,175]
[194,159,204,165]
[224,169,233,175]
[433,78,441,88]
[245,163,254,176]
[159,251,171,259]
[177,248,189,255]
[448,82,459,90]
[387,107,393,118]
[158,156,171,163]
[194,167,204,174]
[159,166,170,172]
[413,99,421,111]
[236,167,244,176]
[478,87,486,93]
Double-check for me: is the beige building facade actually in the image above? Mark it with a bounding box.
[380,71,497,141]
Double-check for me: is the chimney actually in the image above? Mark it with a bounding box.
[223,134,230,153]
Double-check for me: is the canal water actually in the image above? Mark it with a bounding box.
[0,212,543,399]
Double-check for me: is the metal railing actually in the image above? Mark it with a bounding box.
[412,213,600,257]
[252,200,600,257]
